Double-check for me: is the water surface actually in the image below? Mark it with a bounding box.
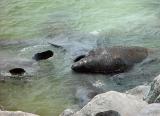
[0,0,160,116]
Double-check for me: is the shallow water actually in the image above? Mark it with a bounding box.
[0,0,160,116]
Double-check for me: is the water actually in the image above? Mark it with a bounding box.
[0,0,160,116]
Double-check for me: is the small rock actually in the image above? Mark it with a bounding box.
[9,68,26,76]
[33,50,53,61]
[60,109,75,116]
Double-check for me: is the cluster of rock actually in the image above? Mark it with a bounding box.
[61,74,160,116]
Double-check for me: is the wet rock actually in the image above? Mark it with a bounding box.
[33,50,53,61]
[60,109,75,116]
[95,110,121,116]
[72,46,148,74]
[146,74,160,103]
[126,85,150,100]
[9,68,26,76]
[73,91,147,116]
[136,103,160,116]
[0,111,39,116]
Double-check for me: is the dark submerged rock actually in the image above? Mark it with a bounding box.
[75,86,102,108]
[74,55,86,62]
[72,46,148,74]
[95,110,121,116]
[33,50,53,61]
[9,68,26,75]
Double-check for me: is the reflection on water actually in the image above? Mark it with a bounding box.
[0,0,160,116]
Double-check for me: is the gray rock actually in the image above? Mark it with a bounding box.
[60,105,80,116]
[73,91,147,116]
[146,74,160,103]
[136,103,160,116]
[126,85,150,100]
[60,109,75,116]
[0,111,39,116]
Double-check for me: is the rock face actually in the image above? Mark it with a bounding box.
[126,85,150,100]
[72,46,148,74]
[146,74,160,103]
[73,91,147,116]
[0,111,39,116]
[136,103,160,116]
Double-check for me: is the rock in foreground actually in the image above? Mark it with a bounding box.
[136,103,160,116]
[0,111,39,116]
[146,74,160,103]
[73,91,147,116]
[126,85,150,100]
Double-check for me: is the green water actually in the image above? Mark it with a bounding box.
[0,0,160,116]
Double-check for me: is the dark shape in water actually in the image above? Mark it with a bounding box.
[72,46,148,74]
[95,110,121,116]
[33,50,54,61]
[74,55,86,62]
[9,68,26,75]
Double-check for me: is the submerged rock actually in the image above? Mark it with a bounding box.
[9,68,26,76]
[60,105,80,116]
[32,50,54,61]
[0,111,39,116]
[73,91,147,116]
[60,109,75,116]
[73,55,86,62]
[72,46,148,74]
[75,86,102,107]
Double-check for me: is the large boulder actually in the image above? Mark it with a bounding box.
[73,91,147,116]
[146,74,160,103]
[0,111,39,116]
[136,103,160,116]
[71,46,148,74]
[126,85,150,100]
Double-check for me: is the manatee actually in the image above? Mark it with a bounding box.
[71,46,148,74]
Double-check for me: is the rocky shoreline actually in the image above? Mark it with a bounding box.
[60,74,160,116]
[1,74,160,116]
